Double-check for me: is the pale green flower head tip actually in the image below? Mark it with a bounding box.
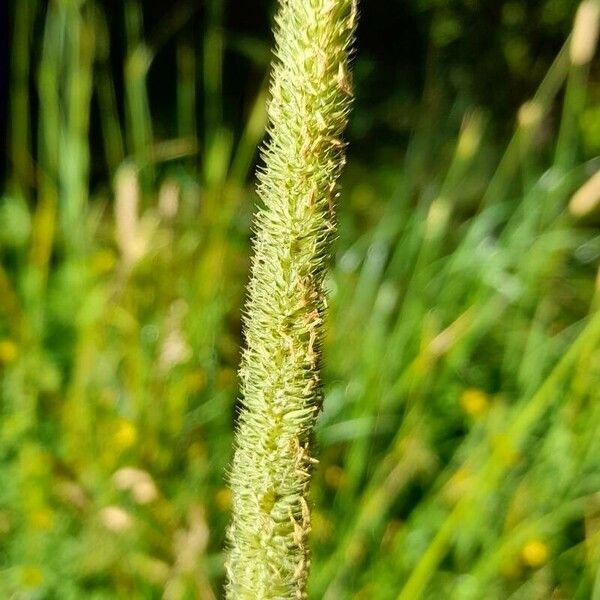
[226,0,358,599]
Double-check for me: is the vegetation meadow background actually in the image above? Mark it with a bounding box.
[2,0,600,597]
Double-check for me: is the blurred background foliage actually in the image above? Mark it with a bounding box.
[1,0,600,598]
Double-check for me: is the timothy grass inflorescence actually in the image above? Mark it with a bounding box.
[225,0,357,597]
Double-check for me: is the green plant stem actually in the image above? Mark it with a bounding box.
[225,1,357,598]
[9,0,37,199]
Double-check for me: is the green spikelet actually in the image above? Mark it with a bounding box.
[226,0,358,598]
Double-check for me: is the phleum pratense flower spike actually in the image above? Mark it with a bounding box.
[225,0,358,598]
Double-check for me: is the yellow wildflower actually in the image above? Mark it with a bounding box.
[460,388,490,417]
[521,539,550,568]
[0,339,18,364]
[114,419,138,449]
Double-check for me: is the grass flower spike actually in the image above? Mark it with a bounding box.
[226,0,358,597]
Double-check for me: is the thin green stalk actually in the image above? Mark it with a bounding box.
[226,1,357,598]
[555,0,599,170]
[28,0,61,327]
[9,0,38,199]
[230,79,269,186]
[124,0,154,185]
[203,0,224,151]
[95,3,125,174]
[61,0,94,255]
[481,38,572,207]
